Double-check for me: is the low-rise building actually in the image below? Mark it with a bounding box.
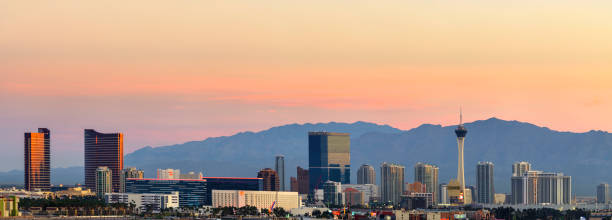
[53,187,95,198]
[105,192,179,213]
[341,184,378,204]
[0,196,20,217]
[212,190,299,210]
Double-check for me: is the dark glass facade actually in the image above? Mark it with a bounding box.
[125,178,207,207]
[84,129,123,192]
[308,132,350,194]
[257,168,279,191]
[202,177,263,205]
[24,128,51,191]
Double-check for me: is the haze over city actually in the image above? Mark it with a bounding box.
[2,1,612,171]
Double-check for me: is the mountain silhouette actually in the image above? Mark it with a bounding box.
[1,118,610,196]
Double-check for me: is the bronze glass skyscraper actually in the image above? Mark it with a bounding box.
[24,128,50,191]
[84,129,123,192]
[308,132,350,194]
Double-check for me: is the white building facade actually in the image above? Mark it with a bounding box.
[105,192,179,213]
[212,190,300,210]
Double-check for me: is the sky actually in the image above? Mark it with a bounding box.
[1,0,612,171]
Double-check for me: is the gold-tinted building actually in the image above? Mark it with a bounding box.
[24,128,51,191]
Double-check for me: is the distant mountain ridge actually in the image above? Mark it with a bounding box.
[1,118,611,196]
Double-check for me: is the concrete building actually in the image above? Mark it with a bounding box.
[401,192,433,209]
[343,188,364,206]
[439,183,449,204]
[511,170,572,205]
[381,162,404,205]
[322,181,344,206]
[157,168,180,179]
[357,164,376,185]
[24,128,51,192]
[512,161,531,177]
[0,196,19,217]
[95,166,112,198]
[120,167,143,193]
[341,184,378,204]
[290,177,298,192]
[53,187,95,198]
[212,190,300,210]
[494,193,506,204]
[308,132,350,194]
[275,155,285,191]
[181,171,203,180]
[258,168,280,191]
[105,191,179,213]
[297,166,309,195]
[597,183,610,204]
[414,162,439,204]
[84,129,123,193]
[476,162,495,204]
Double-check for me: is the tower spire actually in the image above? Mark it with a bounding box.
[459,106,463,125]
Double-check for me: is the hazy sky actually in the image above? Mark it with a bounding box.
[1,1,612,171]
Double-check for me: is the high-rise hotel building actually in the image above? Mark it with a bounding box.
[511,170,571,205]
[476,162,495,204]
[414,162,439,204]
[308,132,350,194]
[84,129,123,192]
[357,164,376,185]
[24,128,51,191]
[380,162,404,205]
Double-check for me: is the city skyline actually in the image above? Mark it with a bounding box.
[3,118,609,197]
[2,1,611,217]
[2,1,612,171]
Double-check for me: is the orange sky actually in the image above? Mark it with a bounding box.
[1,1,611,170]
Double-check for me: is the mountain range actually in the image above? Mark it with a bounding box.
[1,118,611,196]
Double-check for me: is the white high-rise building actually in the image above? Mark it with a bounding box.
[512,162,531,177]
[511,170,572,205]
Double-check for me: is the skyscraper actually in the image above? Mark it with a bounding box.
[24,128,50,192]
[511,170,571,205]
[380,162,404,205]
[308,132,350,194]
[95,166,112,198]
[597,183,610,204]
[414,162,439,204]
[358,164,376,185]
[257,168,280,191]
[512,161,531,177]
[275,155,285,191]
[297,166,309,195]
[84,129,123,192]
[476,162,494,204]
[120,167,144,193]
[454,110,467,195]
